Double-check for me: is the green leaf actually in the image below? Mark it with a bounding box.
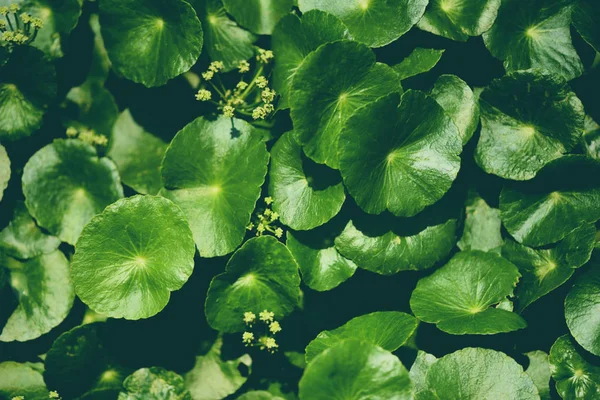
[417,0,501,41]
[0,361,49,400]
[475,70,584,181]
[99,0,203,87]
[339,91,462,217]
[269,132,345,230]
[298,0,428,48]
[504,224,595,312]
[500,156,600,247]
[483,0,584,81]
[194,0,256,72]
[549,335,600,400]
[44,323,128,399]
[161,116,269,257]
[290,40,400,169]
[222,0,293,35]
[410,250,527,335]
[335,209,457,275]
[22,139,123,245]
[572,0,600,53]
[393,48,445,80]
[430,74,480,145]
[0,144,10,202]
[0,251,72,342]
[525,351,552,400]
[184,337,252,400]
[457,190,503,253]
[0,201,60,259]
[299,340,413,400]
[205,235,301,333]
[305,311,418,364]
[409,351,438,393]
[65,82,119,139]
[421,348,539,399]
[565,264,600,357]
[582,116,600,160]
[272,10,349,109]
[238,392,284,400]
[88,14,111,85]
[287,225,357,292]
[0,46,56,141]
[107,110,168,195]
[118,367,191,400]
[11,0,83,59]
[71,195,196,320]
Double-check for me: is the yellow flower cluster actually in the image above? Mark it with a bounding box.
[66,127,108,147]
[247,197,284,238]
[242,310,282,353]
[0,5,43,47]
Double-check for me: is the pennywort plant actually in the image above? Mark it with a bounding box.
[0,0,599,399]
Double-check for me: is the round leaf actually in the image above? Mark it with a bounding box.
[0,361,48,400]
[119,367,191,400]
[107,109,168,195]
[430,74,479,145]
[287,226,357,292]
[0,144,10,201]
[290,40,400,169]
[409,351,438,394]
[572,0,600,53]
[205,235,300,333]
[195,0,256,72]
[161,116,269,257]
[184,337,252,400]
[565,264,600,357]
[272,10,349,109]
[298,0,428,48]
[0,201,60,259]
[299,339,413,400]
[410,250,527,335]
[457,190,503,253]
[99,0,203,87]
[500,156,600,247]
[65,82,119,139]
[393,48,445,81]
[483,0,584,81]
[71,195,196,320]
[335,213,457,275]
[15,0,83,58]
[0,46,56,141]
[582,115,600,160]
[238,392,284,400]
[339,91,462,217]
[549,335,600,400]
[417,0,501,41]
[222,0,293,35]
[421,348,539,399]
[475,70,584,181]
[305,311,418,363]
[269,132,345,230]
[0,250,73,342]
[22,139,123,245]
[525,351,552,400]
[504,224,595,312]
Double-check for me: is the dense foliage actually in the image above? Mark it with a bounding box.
[1,0,600,399]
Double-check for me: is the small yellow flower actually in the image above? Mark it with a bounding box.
[92,135,108,146]
[238,60,250,73]
[31,17,43,29]
[195,89,212,101]
[242,331,254,344]
[259,310,274,322]
[263,103,274,113]
[246,222,255,231]
[0,6,9,16]
[256,223,265,234]
[252,106,266,120]
[66,127,78,137]
[202,70,214,81]
[2,31,14,42]
[236,81,249,90]
[13,32,28,44]
[264,208,272,217]
[12,396,25,400]
[243,311,256,324]
[0,20,5,29]
[256,76,268,89]
[269,321,282,333]
[9,4,20,13]
[222,105,235,117]
[270,212,279,222]
[209,61,224,72]
[274,228,283,238]
[231,97,244,106]
[20,13,31,23]
[264,337,278,349]
[262,88,276,103]
[49,391,61,399]
[264,196,273,205]
[257,48,274,64]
